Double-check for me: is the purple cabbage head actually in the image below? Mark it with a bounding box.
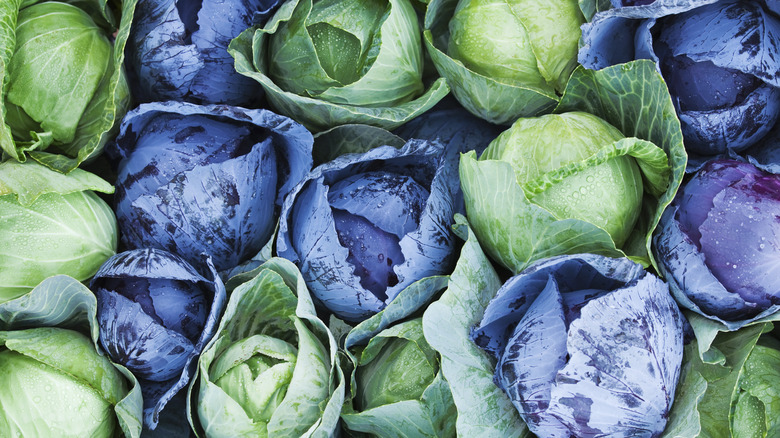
[277,140,459,322]
[471,254,685,438]
[580,0,780,158]
[127,0,281,106]
[109,101,313,272]
[91,248,227,429]
[654,159,780,325]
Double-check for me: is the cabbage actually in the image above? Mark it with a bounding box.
[0,160,117,303]
[0,275,143,438]
[190,258,343,437]
[459,61,686,273]
[471,253,685,437]
[109,101,313,273]
[580,0,780,165]
[277,140,460,322]
[0,0,136,172]
[654,159,780,328]
[91,249,227,430]
[127,0,280,106]
[228,0,449,132]
[423,0,584,124]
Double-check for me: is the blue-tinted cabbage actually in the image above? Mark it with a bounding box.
[0,0,136,172]
[472,254,685,437]
[580,0,780,162]
[91,248,227,429]
[277,140,459,322]
[228,0,449,132]
[127,0,281,106]
[0,160,117,304]
[109,101,313,272]
[654,159,780,328]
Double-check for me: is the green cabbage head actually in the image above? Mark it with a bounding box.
[0,0,135,172]
[191,258,343,437]
[460,111,671,273]
[229,0,449,132]
[0,327,130,437]
[342,318,457,438]
[0,160,117,303]
[424,0,584,124]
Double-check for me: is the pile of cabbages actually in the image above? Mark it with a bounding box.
[2,0,780,436]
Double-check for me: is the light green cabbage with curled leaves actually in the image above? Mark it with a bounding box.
[460,60,687,273]
[0,0,135,172]
[0,160,117,303]
[0,275,143,437]
[228,0,449,132]
[424,0,583,124]
[189,257,343,437]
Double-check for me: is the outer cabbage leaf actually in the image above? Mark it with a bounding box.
[421,215,529,437]
[661,322,780,438]
[189,257,344,438]
[0,0,136,172]
[228,0,450,132]
[0,274,142,438]
[313,124,405,166]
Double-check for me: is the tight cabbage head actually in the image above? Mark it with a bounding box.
[127,0,280,106]
[229,0,449,131]
[191,258,343,437]
[423,0,584,124]
[0,328,130,437]
[654,159,780,327]
[110,102,313,272]
[92,248,227,429]
[0,161,117,303]
[0,0,135,171]
[460,111,670,273]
